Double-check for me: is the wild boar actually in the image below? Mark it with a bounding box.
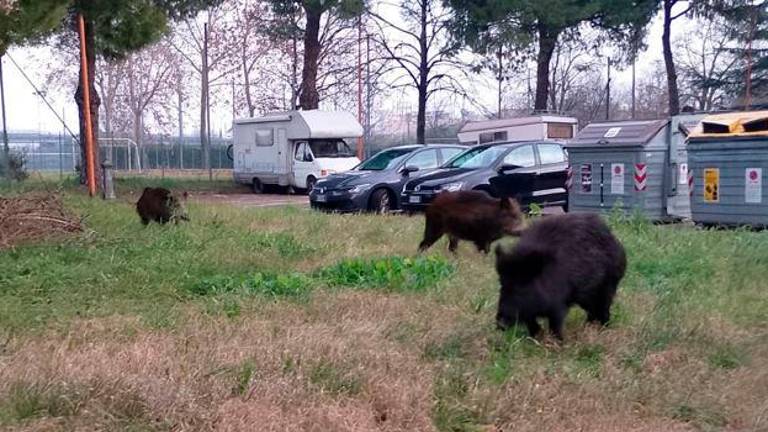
[418,191,525,254]
[136,187,189,225]
[495,212,626,340]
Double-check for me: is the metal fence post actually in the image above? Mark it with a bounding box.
[101,159,116,200]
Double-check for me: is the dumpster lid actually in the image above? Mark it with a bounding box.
[566,119,668,148]
[688,110,768,139]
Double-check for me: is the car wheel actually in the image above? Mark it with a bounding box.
[370,189,391,214]
[305,176,317,194]
[252,178,264,194]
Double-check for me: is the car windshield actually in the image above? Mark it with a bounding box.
[357,148,414,170]
[447,146,508,169]
[309,139,355,158]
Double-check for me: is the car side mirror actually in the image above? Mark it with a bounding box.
[498,164,522,173]
[402,165,419,175]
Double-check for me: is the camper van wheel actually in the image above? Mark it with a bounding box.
[370,189,391,214]
[305,176,317,194]
[251,178,264,194]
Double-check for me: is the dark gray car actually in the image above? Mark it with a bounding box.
[401,141,569,211]
[309,144,465,213]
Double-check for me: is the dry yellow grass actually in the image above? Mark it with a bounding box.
[1,188,767,431]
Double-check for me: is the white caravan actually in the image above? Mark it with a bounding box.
[457,115,578,145]
[232,110,363,192]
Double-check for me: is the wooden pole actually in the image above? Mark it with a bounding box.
[77,14,97,196]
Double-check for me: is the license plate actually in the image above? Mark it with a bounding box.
[409,196,421,204]
[315,194,327,202]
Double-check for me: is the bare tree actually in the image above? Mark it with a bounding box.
[171,5,238,172]
[119,40,176,166]
[229,0,285,117]
[676,16,739,111]
[94,58,124,139]
[370,0,468,144]
[547,37,601,114]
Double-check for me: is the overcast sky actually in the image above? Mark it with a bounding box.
[2,3,691,135]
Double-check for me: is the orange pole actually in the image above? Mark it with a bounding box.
[77,13,97,197]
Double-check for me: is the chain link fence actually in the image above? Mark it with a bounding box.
[10,132,233,174]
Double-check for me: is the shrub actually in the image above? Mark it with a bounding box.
[0,152,28,181]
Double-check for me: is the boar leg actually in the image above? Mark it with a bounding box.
[418,219,443,252]
[585,299,612,326]
[474,240,490,254]
[585,283,617,326]
[448,236,459,253]
[547,308,566,340]
[524,318,541,337]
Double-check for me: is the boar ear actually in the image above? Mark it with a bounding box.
[500,197,521,213]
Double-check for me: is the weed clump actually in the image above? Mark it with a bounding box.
[318,256,454,292]
[189,272,312,300]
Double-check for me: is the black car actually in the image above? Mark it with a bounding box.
[401,141,569,211]
[309,144,465,213]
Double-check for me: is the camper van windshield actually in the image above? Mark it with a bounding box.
[357,148,413,171]
[309,140,355,158]
[445,145,499,169]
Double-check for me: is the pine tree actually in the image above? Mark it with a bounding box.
[449,0,657,112]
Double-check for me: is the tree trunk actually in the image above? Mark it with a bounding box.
[416,0,428,144]
[534,24,559,112]
[201,24,210,171]
[74,17,101,185]
[176,75,184,169]
[662,0,680,116]
[299,6,322,110]
[416,87,427,144]
[243,61,255,117]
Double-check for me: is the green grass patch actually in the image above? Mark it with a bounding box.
[0,382,83,424]
[318,256,454,292]
[432,364,484,432]
[307,360,362,396]
[189,272,313,300]
[707,342,747,370]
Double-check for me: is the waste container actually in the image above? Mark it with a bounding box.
[688,111,768,227]
[566,116,703,221]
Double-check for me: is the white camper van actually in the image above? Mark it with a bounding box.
[232,110,363,192]
[457,115,578,145]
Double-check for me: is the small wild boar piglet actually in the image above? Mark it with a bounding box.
[419,190,525,254]
[495,213,626,341]
[136,187,189,225]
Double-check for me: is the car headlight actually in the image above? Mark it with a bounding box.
[320,169,337,177]
[348,183,371,194]
[439,182,464,192]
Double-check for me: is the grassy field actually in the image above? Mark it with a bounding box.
[1,179,767,431]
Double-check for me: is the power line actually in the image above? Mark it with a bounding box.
[5,53,80,144]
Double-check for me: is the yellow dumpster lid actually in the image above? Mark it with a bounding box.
[688,110,768,139]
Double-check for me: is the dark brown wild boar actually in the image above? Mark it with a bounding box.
[136,187,189,225]
[418,191,525,254]
[495,213,626,341]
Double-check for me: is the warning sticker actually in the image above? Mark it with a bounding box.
[703,168,720,203]
[580,164,592,193]
[745,168,762,204]
[679,163,688,185]
[604,127,621,138]
[611,163,624,195]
